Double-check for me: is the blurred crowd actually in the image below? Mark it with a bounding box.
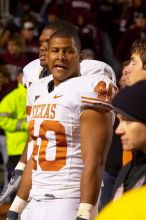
[0,0,146,79]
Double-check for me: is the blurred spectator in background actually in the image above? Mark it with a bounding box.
[62,0,104,60]
[119,0,146,32]
[0,20,19,52]
[0,0,133,76]
[79,16,104,60]
[0,65,18,192]
[20,14,39,61]
[115,13,146,63]
[42,0,64,25]
[0,27,10,53]
[0,33,29,81]
[0,65,18,101]
[94,0,126,72]
[63,0,97,26]
[82,48,95,60]
[9,0,45,18]
[0,70,28,189]
[96,0,127,48]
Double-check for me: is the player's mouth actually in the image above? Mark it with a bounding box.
[54,64,68,70]
[39,54,46,61]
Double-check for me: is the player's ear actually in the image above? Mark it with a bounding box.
[79,52,83,63]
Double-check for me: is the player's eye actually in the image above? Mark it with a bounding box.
[65,48,74,54]
[50,48,58,52]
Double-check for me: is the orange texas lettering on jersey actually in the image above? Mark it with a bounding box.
[31,104,56,119]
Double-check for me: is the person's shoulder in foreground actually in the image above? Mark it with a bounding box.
[95,186,146,220]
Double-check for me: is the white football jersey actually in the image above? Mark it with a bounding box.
[28,75,117,200]
[80,60,116,83]
[23,59,43,88]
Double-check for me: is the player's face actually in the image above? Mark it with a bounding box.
[39,28,56,67]
[127,53,146,85]
[116,114,146,152]
[48,36,82,86]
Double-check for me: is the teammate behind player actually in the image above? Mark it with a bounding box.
[7,26,117,220]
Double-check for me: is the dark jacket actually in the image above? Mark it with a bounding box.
[112,150,146,199]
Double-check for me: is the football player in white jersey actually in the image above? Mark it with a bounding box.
[6,26,117,220]
[0,21,78,205]
[0,22,116,211]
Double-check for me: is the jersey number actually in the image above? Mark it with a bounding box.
[94,81,117,102]
[29,120,67,171]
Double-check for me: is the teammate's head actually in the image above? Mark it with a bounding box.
[113,80,146,152]
[126,39,146,85]
[39,20,78,67]
[47,27,83,86]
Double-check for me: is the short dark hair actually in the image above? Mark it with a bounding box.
[131,39,146,70]
[123,59,130,67]
[48,27,81,52]
[43,20,78,33]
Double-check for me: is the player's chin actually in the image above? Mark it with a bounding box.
[40,60,48,67]
[53,70,70,83]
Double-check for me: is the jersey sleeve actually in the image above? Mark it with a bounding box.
[80,60,117,84]
[23,59,43,88]
[26,81,38,122]
[78,75,118,117]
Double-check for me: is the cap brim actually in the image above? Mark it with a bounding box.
[113,106,140,121]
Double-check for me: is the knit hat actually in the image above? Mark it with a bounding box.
[112,80,146,124]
